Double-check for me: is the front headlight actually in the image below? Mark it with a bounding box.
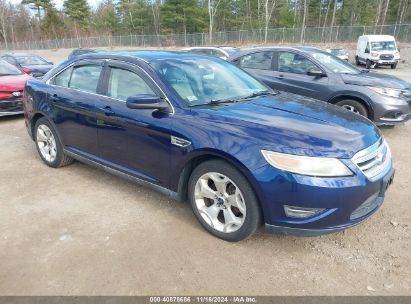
[371,52,379,57]
[367,86,404,98]
[261,150,353,177]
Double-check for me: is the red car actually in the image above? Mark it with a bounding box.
[0,59,31,116]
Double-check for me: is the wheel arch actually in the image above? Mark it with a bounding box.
[175,149,266,219]
[328,94,374,120]
[30,112,62,143]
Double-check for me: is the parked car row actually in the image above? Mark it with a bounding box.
[21,49,400,241]
[228,46,411,126]
[1,53,54,78]
[0,59,32,116]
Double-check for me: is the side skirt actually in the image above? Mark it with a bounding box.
[64,149,182,202]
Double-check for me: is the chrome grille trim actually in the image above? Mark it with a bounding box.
[352,139,392,182]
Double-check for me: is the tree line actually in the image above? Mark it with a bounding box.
[0,0,410,47]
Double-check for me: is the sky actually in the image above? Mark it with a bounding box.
[10,0,101,10]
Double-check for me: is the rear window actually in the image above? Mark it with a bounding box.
[0,59,22,76]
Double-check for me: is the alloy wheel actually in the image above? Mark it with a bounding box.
[341,104,361,115]
[36,124,57,163]
[194,172,246,233]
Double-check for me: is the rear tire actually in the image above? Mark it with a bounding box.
[188,159,262,242]
[336,99,369,118]
[34,117,74,168]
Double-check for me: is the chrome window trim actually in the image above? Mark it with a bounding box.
[46,59,175,115]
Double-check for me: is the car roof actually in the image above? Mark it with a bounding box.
[4,53,38,57]
[78,50,221,63]
[228,46,323,60]
[359,35,396,41]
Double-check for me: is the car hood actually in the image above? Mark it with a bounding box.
[341,72,410,89]
[22,64,53,73]
[195,94,381,159]
[0,73,31,91]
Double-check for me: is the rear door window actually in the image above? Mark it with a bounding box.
[69,65,102,93]
[54,67,73,87]
[239,52,273,70]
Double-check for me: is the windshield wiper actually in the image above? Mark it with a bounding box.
[237,90,277,100]
[189,99,238,107]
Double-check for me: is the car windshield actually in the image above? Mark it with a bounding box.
[15,55,48,65]
[221,47,240,55]
[370,41,396,51]
[0,59,22,76]
[308,51,360,74]
[152,58,270,106]
[331,49,345,56]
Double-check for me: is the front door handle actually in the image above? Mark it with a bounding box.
[101,106,115,116]
[276,74,284,79]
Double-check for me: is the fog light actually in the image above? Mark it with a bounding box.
[284,205,325,219]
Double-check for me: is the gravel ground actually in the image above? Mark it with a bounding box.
[0,47,410,296]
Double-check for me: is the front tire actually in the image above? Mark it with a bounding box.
[355,56,360,65]
[391,62,397,69]
[365,59,372,69]
[188,160,262,241]
[34,117,74,168]
[336,99,369,118]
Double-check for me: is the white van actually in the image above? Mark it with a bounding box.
[355,35,400,69]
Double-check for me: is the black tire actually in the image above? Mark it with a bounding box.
[355,56,360,65]
[188,159,262,242]
[391,62,397,69]
[336,99,369,118]
[34,117,74,168]
[365,59,372,69]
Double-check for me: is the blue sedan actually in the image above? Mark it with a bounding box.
[22,51,394,241]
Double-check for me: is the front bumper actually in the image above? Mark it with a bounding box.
[254,159,394,236]
[370,93,411,126]
[0,98,24,117]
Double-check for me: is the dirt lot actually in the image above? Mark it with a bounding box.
[0,47,410,296]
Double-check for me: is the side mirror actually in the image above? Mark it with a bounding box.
[126,94,170,112]
[365,49,370,54]
[307,69,326,77]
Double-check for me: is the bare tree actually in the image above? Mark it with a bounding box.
[380,0,391,33]
[263,0,276,43]
[321,0,332,41]
[329,0,337,41]
[300,0,307,43]
[0,0,9,49]
[151,0,161,43]
[208,0,221,44]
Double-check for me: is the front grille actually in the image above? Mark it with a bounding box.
[0,97,22,110]
[380,54,394,60]
[352,139,391,182]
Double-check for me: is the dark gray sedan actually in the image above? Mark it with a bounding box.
[1,53,54,78]
[229,47,411,126]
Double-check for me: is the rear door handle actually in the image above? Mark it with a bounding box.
[50,94,59,102]
[101,106,115,116]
